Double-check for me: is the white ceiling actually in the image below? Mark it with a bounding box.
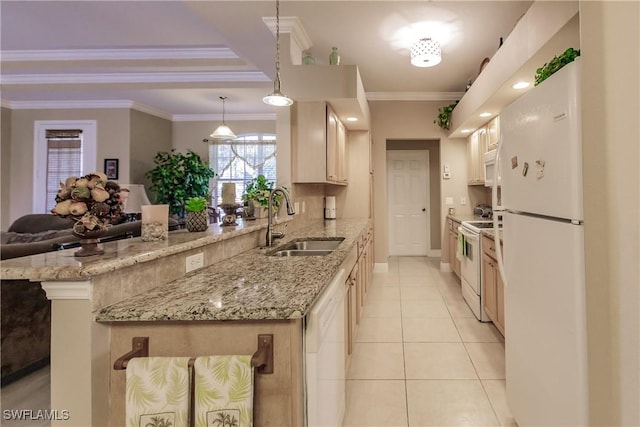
[0,1,533,120]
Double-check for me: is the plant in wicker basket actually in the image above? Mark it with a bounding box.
[184,196,209,232]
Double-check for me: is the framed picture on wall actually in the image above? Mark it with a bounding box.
[104,158,119,180]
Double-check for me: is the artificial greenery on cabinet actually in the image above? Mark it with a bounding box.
[534,48,580,86]
[434,101,459,131]
[145,150,216,218]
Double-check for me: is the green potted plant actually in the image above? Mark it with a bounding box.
[434,101,459,131]
[241,175,283,219]
[184,196,209,232]
[145,149,216,219]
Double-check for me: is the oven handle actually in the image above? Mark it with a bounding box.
[458,227,479,242]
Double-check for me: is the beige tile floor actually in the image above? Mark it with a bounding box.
[344,256,517,427]
[1,256,516,427]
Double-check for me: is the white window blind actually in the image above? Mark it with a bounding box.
[209,134,277,205]
[46,129,82,212]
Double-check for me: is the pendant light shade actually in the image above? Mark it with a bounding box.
[263,0,293,107]
[210,96,236,140]
[410,37,442,68]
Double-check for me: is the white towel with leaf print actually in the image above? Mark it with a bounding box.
[126,357,191,427]
[194,355,254,427]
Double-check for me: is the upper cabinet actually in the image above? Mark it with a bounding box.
[293,101,348,185]
[467,127,488,185]
[486,116,500,152]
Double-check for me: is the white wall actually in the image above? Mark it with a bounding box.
[580,1,639,425]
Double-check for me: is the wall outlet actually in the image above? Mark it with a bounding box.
[460,197,467,206]
[186,252,204,273]
[302,201,306,213]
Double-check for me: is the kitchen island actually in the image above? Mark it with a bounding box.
[0,217,371,426]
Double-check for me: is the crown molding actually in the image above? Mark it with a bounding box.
[1,71,270,85]
[173,113,276,122]
[4,100,173,120]
[263,16,313,51]
[366,91,464,102]
[1,47,238,62]
[2,99,272,122]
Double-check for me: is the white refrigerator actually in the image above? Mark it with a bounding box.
[494,59,589,426]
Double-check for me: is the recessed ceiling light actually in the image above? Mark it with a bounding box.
[346,117,358,122]
[512,81,530,90]
[479,112,492,118]
[461,129,471,134]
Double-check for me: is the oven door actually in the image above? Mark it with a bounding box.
[458,226,480,294]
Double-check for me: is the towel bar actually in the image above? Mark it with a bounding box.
[113,334,274,374]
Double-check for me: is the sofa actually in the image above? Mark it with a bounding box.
[0,214,146,384]
[1,214,144,260]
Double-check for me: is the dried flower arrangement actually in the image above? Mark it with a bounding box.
[51,172,125,236]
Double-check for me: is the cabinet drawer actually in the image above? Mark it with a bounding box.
[482,234,498,259]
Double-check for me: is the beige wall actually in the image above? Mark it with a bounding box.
[1,107,13,230]
[7,108,130,224]
[386,139,442,251]
[580,1,639,425]
[370,101,469,264]
[129,110,172,195]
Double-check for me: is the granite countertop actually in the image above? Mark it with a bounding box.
[0,217,292,281]
[95,218,370,323]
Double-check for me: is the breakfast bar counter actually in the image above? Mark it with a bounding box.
[96,219,369,322]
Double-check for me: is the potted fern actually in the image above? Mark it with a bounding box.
[184,196,209,232]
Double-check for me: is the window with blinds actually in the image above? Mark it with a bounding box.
[46,129,82,212]
[209,134,277,205]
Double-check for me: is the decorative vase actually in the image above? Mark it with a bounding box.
[253,206,268,219]
[302,51,315,65]
[329,47,340,65]
[72,228,107,258]
[186,211,209,232]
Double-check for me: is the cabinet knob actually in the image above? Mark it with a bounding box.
[422,208,426,212]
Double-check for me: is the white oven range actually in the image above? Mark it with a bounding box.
[458,220,499,322]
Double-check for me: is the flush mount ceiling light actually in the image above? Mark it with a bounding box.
[210,96,236,140]
[512,81,531,90]
[410,37,442,67]
[479,112,492,118]
[263,0,293,107]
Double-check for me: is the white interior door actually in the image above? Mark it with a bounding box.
[387,150,430,256]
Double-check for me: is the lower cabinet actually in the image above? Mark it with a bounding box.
[482,234,505,336]
[448,218,461,278]
[344,226,374,369]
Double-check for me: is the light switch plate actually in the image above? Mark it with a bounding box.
[445,197,454,206]
[186,253,204,273]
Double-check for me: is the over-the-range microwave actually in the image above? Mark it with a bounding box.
[483,149,500,187]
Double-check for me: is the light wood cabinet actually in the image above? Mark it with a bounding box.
[448,217,461,278]
[486,116,500,152]
[467,127,488,185]
[482,233,505,336]
[345,224,374,368]
[293,101,347,185]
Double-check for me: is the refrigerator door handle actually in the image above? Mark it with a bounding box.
[492,137,508,286]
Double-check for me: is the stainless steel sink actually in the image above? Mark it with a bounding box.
[270,249,334,257]
[268,237,344,257]
[287,239,343,251]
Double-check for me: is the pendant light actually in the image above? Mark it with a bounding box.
[263,0,293,107]
[210,96,236,140]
